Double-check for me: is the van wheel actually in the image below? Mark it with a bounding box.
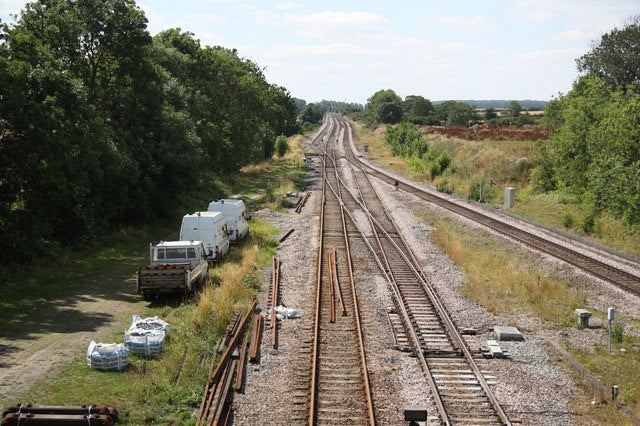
[143,292,154,301]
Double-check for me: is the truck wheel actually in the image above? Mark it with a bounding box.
[143,292,154,301]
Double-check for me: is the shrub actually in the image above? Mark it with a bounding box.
[561,213,576,229]
[275,135,289,157]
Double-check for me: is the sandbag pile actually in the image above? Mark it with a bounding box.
[124,315,171,357]
[86,341,129,371]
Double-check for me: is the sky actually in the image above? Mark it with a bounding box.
[1,0,638,104]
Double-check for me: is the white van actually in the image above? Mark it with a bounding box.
[179,212,230,261]
[207,199,249,242]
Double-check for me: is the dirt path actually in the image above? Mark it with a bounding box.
[0,252,149,407]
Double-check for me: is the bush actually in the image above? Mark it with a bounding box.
[468,180,497,203]
[275,135,289,157]
[582,211,596,234]
[561,213,576,229]
[423,149,451,179]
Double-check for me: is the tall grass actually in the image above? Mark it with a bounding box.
[196,223,276,334]
[420,209,640,420]
[429,215,586,326]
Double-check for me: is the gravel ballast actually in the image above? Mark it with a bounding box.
[231,137,640,425]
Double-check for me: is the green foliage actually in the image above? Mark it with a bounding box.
[299,103,323,127]
[317,99,364,114]
[540,75,640,224]
[581,210,597,235]
[576,16,640,93]
[366,89,403,125]
[0,3,298,264]
[423,149,451,179]
[561,213,576,229]
[529,139,557,192]
[433,100,480,127]
[613,323,624,344]
[484,107,498,120]
[468,180,497,203]
[507,100,522,118]
[274,135,290,157]
[402,95,434,124]
[385,122,429,157]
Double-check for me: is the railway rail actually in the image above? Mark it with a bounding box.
[307,119,375,425]
[320,114,510,424]
[341,117,640,296]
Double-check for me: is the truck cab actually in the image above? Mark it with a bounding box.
[137,240,209,299]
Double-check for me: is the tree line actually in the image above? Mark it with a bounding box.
[0,0,298,264]
[362,16,640,227]
[364,91,537,127]
[532,16,640,226]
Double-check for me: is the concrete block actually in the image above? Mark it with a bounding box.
[575,309,592,328]
[504,187,516,208]
[494,325,524,341]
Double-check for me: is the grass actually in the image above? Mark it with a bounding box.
[0,135,306,422]
[417,208,640,422]
[425,214,587,327]
[350,118,640,421]
[355,119,640,258]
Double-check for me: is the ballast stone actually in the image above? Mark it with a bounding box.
[493,325,524,341]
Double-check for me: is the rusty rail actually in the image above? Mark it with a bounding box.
[248,313,263,363]
[295,192,310,213]
[270,257,281,349]
[1,405,118,425]
[330,249,346,316]
[196,299,257,426]
[279,228,294,243]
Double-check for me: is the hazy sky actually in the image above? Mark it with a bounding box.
[1,0,638,104]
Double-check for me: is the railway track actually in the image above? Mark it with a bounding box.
[342,120,640,296]
[320,114,510,425]
[307,120,375,425]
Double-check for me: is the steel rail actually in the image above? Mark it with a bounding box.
[350,136,640,296]
[339,116,511,425]
[324,114,511,424]
[307,117,375,425]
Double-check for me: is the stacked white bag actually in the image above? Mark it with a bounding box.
[124,315,171,357]
[87,341,129,371]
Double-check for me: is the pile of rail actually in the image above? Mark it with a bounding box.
[196,300,257,426]
[2,404,118,425]
[294,192,310,213]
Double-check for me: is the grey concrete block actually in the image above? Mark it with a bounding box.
[494,325,524,341]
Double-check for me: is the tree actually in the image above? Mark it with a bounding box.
[537,75,640,223]
[299,103,324,125]
[433,101,479,127]
[576,15,640,93]
[275,135,290,157]
[403,95,434,124]
[507,100,522,118]
[484,107,498,120]
[293,97,306,115]
[0,0,166,260]
[366,89,403,125]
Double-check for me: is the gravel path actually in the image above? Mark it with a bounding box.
[231,135,640,425]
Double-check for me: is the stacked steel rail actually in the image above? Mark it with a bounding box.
[2,404,118,425]
[196,300,257,426]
